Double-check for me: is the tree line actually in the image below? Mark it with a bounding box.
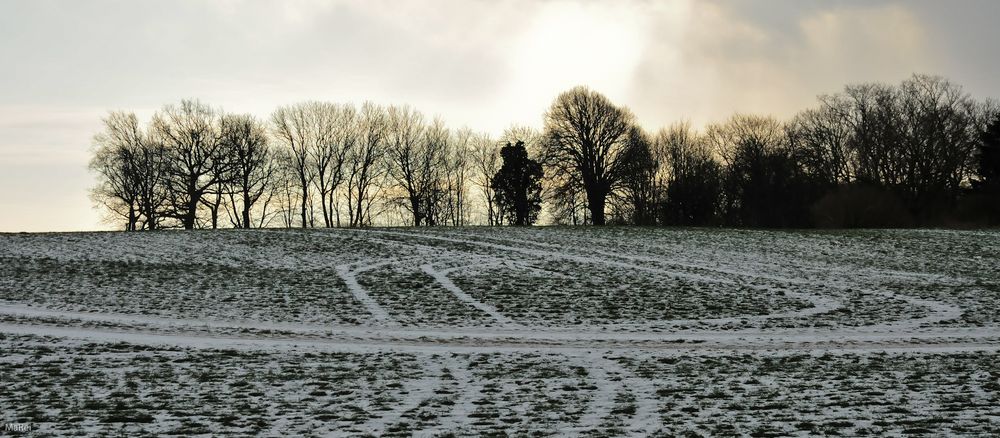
[91,74,1000,230]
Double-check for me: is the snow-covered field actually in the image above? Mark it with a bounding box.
[1,227,999,435]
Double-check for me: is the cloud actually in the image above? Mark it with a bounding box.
[628,1,935,130]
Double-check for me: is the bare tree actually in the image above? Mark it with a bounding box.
[271,148,300,228]
[200,165,228,229]
[307,102,337,228]
[306,102,356,228]
[271,104,315,228]
[384,105,429,225]
[443,127,473,226]
[704,114,787,167]
[547,172,587,225]
[470,133,502,225]
[542,86,637,225]
[615,126,661,225]
[792,74,987,222]
[90,111,146,231]
[657,122,722,226]
[218,114,277,228]
[347,102,388,227]
[133,139,170,230]
[150,100,231,230]
[786,95,856,187]
[500,124,544,157]
[704,114,814,227]
[327,104,356,227]
[382,106,452,226]
[420,117,450,225]
[896,75,981,214]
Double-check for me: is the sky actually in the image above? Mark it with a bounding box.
[1,0,999,232]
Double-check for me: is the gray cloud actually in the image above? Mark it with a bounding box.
[628,1,939,128]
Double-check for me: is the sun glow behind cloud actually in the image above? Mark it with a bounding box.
[500,1,651,125]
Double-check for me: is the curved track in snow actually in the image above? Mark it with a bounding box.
[3,228,998,435]
[0,228,991,353]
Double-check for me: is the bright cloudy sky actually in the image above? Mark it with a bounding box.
[1,0,998,231]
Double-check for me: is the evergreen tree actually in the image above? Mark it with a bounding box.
[491,141,543,225]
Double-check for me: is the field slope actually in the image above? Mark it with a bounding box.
[2,227,999,435]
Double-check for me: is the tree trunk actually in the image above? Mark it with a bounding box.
[334,197,341,227]
[587,190,607,225]
[329,191,338,228]
[354,192,364,227]
[183,202,197,230]
[127,205,137,231]
[410,196,422,226]
[320,188,332,228]
[242,190,252,229]
[209,192,221,229]
[299,176,309,228]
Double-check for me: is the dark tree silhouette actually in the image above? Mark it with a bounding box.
[270,103,315,228]
[786,104,853,189]
[385,105,427,225]
[662,156,721,226]
[470,133,503,225]
[219,114,277,228]
[971,115,1000,223]
[977,116,1000,192]
[706,115,815,227]
[316,104,355,228]
[491,141,543,226]
[346,102,388,227]
[442,128,473,226]
[150,100,233,230]
[90,112,150,231]
[88,74,1000,230]
[726,139,812,227]
[657,123,721,226]
[542,86,637,225]
[131,140,170,230]
[617,127,660,225]
[385,108,448,226]
[789,75,985,224]
[895,75,981,220]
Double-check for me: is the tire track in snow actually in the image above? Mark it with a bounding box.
[386,229,966,330]
[518,229,965,329]
[612,360,662,435]
[423,353,482,434]
[421,263,518,328]
[571,353,619,433]
[865,289,963,330]
[358,356,444,436]
[358,229,843,327]
[335,259,400,325]
[2,322,1000,355]
[562,353,662,435]
[1,302,997,346]
[362,229,729,285]
[0,229,988,354]
[627,378,661,435]
[335,229,905,332]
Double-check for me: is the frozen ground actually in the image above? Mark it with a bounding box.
[1,227,999,435]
